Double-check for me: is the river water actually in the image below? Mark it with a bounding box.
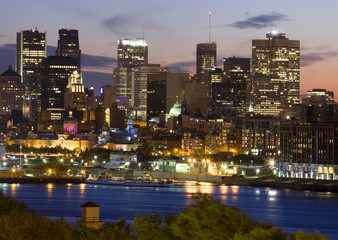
[1,182,337,239]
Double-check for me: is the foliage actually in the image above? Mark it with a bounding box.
[136,143,154,161]
[31,162,70,176]
[0,191,329,240]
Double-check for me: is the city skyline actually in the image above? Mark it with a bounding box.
[1,1,338,100]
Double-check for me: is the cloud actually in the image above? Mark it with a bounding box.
[103,15,140,36]
[0,43,114,93]
[0,34,5,38]
[301,50,338,67]
[167,61,195,73]
[231,13,290,29]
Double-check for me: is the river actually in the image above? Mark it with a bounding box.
[1,182,337,239]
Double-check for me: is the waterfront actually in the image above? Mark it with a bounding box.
[1,183,338,239]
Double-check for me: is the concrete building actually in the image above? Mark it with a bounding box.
[279,122,338,179]
[56,29,81,70]
[130,64,169,120]
[113,39,148,107]
[0,66,25,116]
[16,29,47,97]
[242,117,281,157]
[41,56,78,120]
[147,72,188,121]
[250,32,300,116]
[302,89,335,106]
[196,42,216,84]
[64,70,86,111]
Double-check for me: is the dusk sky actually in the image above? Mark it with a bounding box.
[1,0,338,100]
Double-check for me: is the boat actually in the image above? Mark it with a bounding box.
[87,179,170,187]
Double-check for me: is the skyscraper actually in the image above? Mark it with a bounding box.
[41,56,78,120]
[250,32,300,116]
[223,57,250,116]
[117,39,148,68]
[16,29,47,96]
[64,70,86,111]
[130,64,169,120]
[56,29,81,70]
[113,38,148,107]
[196,42,216,84]
[147,72,188,121]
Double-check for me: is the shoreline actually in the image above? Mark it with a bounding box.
[0,175,338,193]
[222,177,338,193]
[0,177,85,184]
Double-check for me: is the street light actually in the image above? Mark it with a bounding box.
[19,144,22,170]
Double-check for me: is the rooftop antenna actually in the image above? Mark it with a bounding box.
[209,11,212,43]
[142,20,145,44]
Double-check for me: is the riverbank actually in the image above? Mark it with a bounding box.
[0,177,85,184]
[223,176,338,193]
[134,170,338,193]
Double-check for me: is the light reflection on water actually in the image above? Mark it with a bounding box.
[0,183,337,239]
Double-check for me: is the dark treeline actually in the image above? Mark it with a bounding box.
[0,192,328,240]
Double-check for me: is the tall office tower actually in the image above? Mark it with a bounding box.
[56,29,81,70]
[64,70,87,111]
[251,32,300,116]
[0,66,25,115]
[130,64,169,120]
[196,42,216,84]
[147,72,188,121]
[117,39,148,68]
[16,29,47,96]
[223,57,250,116]
[41,56,78,120]
[113,38,148,107]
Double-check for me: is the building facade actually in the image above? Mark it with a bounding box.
[56,29,81,70]
[113,39,148,107]
[16,29,47,97]
[196,43,216,84]
[279,122,338,179]
[64,70,87,111]
[251,32,300,116]
[147,72,188,121]
[0,66,25,115]
[41,56,78,119]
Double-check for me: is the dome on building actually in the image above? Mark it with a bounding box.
[169,98,182,117]
[63,111,78,134]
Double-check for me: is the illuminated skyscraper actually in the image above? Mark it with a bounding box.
[16,29,47,96]
[64,70,86,111]
[41,56,78,119]
[250,32,300,116]
[56,29,81,70]
[196,43,216,83]
[117,38,148,68]
[113,38,148,107]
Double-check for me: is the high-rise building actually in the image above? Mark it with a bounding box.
[196,42,216,84]
[223,57,250,115]
[64,70,86,111]
[0,66,25,115]
[117,39,148,68]
[302,89,335,106]
[130,64,169,120]
[113,39,148,107]
[41,56,78,119]
[56,29,81,70]
[16,29,47,96]
[250,32,300,116]
[147,72,188,121]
